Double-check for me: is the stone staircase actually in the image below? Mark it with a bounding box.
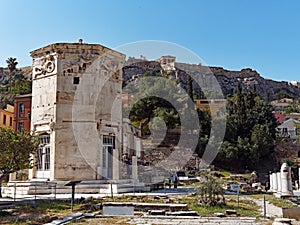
[4,179,147,195]
[4,181,57,195]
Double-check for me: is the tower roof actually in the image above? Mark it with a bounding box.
[30,42,125,59]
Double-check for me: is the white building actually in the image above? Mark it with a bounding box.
[290,80,300,87]
[29,41,125,182]
[277,118,300,139]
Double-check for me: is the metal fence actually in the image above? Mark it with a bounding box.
[1,180,150,202]
[1,182,58,202]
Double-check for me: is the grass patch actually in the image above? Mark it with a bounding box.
[0,199,82,225]
[265,195,296,208]
[179,195,260,217]
[0,193,264,224]
[247,194,296,208]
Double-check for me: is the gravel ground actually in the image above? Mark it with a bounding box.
[242,196,282,218]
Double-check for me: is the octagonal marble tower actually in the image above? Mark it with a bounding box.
[28,41,125,181]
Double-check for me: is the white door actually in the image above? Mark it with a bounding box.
[102,136,114,179]
[36,135,51,179]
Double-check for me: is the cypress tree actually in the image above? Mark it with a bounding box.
[236,82,247,138]
[187,75,194,101]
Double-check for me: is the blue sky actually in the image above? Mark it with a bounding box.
[0,0,299,81]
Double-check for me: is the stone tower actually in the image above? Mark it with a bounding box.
[29,42,125,181]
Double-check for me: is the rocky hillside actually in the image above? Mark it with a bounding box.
[210,66,300,100]
[123,59,300,101]
[1,60,299,102]
[0,66,32,109]
[0,66,32,84]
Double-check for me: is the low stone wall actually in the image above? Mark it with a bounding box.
[103,202,188,212]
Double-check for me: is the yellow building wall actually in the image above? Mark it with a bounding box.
[0,104,14,128]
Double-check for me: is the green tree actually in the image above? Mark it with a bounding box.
[236,137,259,166]
[193,87,205,99]
[284,99,300,114]
[218,141,238,164]
[187,75,194,101]
[6,57,18,73]
[251,124,274,158]
[236,83,247,138]
[126,75,182,134]
[196,109,211,156]
[9,78,32,95]
[0,128,39,197]
[196,171,225,206]
[297,123,300,146]
[149,116,166,131]
[216,88,277,170]
[217,138,258,169]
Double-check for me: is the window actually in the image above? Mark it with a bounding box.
[3,115,6,125]
[103,147,107,168]
[44,147,50,170]
[103,136,114,146]
[73,77,80,84]
[9,117,12,126]
[17,122,23,131]
[103,135,114,168]
[39,134,50,145]
[37,147,43,170]
[19,103,24,114]
[37,134,50,171]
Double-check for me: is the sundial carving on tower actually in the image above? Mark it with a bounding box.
[33,55,56,78]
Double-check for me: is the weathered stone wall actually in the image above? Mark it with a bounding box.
[30,43,125,181]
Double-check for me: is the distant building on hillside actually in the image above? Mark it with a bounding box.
[0,104,14,128]
[277,118,300,139]
[157,55,176,71]
[13,94,32,131]
[274,112,300,125]
[194,99,226,117]
[290,80,300,87]
[285,113,300,121]
[271,98,293,112]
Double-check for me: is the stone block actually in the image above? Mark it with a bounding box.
[166,210,198,216]
[103,205,134,216]
[282,207,300,219]
[273,217,292,224]
[225,209,237,215]
[148,210,166,215]
[214,212,226,217]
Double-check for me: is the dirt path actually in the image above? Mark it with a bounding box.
[242,195,282,217]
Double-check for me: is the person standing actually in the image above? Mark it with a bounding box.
[173,172,178,188]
